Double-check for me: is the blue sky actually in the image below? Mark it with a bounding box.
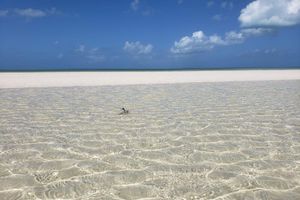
[0,0,300,70]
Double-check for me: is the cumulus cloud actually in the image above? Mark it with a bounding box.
[171,31,226,54]
[172,0,299,55]
[239,0,300,27]
[131,0,140,11]
[170,28,274,54]
[224,28,274,43]
[0,10,9,17]
[123,41,153,55]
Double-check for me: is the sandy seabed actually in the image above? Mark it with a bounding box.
[0,80,300,199]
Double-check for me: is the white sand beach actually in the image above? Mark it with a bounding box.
[0,70,300,88]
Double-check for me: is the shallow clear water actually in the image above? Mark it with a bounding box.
[0,80,300,200]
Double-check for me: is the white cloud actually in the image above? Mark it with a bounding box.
[239,0,300,27]
[130,0,153,16]
[225,31,245,44]
[87,48,105,62]
[171,31,227,54]
[240,27,274,36]
[75,45,105,62]
[171,0,299,55]
[13,7,60,18]
[14,8,47,18]
[0,10,9,17]
[224,28,273,44]
[131,0,140,11]
[0,8,60,18]
[264,48,277,54]
[170,28,273,54]
[123,41,153,55]
[240,48,278,56]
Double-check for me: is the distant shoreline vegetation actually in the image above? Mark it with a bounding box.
[0,66,300,72]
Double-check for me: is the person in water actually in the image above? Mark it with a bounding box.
[119,107,129,115]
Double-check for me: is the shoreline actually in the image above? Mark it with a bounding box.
[1,70,300,89]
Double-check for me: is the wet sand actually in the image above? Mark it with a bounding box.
[0,80,300,199]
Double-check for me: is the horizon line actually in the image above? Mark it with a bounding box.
[1,66,300,72]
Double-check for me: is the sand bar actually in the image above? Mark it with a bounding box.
[0,70,300,88]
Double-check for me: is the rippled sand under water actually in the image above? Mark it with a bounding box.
[0,80,300,200]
